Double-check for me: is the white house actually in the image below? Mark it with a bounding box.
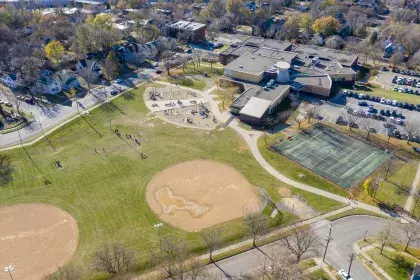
[76,59,102,79]
[36,70,62,94]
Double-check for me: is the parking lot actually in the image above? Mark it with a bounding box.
[311,92,420,140]
[376,70,420,93]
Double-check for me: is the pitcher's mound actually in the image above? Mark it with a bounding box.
[0,203,79,280]
[146,160,260,231]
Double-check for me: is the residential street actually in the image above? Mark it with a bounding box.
[0,76,145,148]
[202,216,388,279]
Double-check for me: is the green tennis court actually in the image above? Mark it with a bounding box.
[273,124,390,188]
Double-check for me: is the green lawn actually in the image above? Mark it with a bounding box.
[366,247,419,280]
[347,84,420,104]
[308,268,331,280]
[300,259,318,270]
[257,137,349,197]
[0,83,344,278]
[326,208,390,221]
[374,160,417,209]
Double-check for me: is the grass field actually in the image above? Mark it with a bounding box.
[308,268,331,280]
[0,83,344,278]
[366,247,419,280]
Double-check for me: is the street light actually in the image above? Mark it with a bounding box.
[4,265,14,280]
[154,223,164,257]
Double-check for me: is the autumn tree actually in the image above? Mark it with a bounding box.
[104,50,121,81]
[280,226,318,262]
[208,0,226,18]
[93,243,135,275]
[402,223,420,251]
[278,13,300,41]
[243,206,269,247]
[312,16,340,36]
[45,40,65,64]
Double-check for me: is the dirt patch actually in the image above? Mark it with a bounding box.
[146,160,260,231]
[277,197,317,219]
[278,187,292,198]
[0,204,79,280]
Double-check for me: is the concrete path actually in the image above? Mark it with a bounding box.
[354,243,394,280]
[404,162,420,212]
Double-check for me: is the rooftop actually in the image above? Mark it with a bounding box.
[239,97,272,119]
[252,48,297,61]
[168,20,206,31]
[224,52,280,75]
[292,45,359,67]
[230,78,290,109]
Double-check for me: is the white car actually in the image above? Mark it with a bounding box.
[417,82,420,88]
[386,99,392,104]
[380,98,386,104]
[392,100,397,106]
[338,269,353,280]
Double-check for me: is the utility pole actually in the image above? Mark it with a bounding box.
[38,117,56,151]
[323,225,333,262]
[348,253,355,277]
[364,230,368,242]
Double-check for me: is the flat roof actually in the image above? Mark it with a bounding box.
[242,36,266,46]
[252,48,297,61]
[292,75,332,89]
[292,45,358,67]
[230,79,290,108]
[225,53,279,75]
[259,39,292,51]
[226,45,259,57]
[239,97,272,118]
[168,20,206,31]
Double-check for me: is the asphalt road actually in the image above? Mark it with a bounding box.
[202,216,389,279]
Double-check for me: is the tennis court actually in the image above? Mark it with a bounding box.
[273,124,390,188]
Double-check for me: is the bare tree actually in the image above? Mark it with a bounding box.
[45,265,81,280]
[390,51,403,68]
[280,226,318,262]
[383,157,398,180]
[402,223,420,251]
[360,118,375,140]
[151,237,206,280]
[200,228,223,262]
[377,223,399,254]
[304,104,320,123]
[202,52,219,68]
[404,121,419,144]
[254,249,305,280]
[5,92,22,117]
[243,205,269,247]
[160,50,175,75]
[293,114,304,130]
[343,112,361,131]
[79,66,97,94]
[93,243,135,275]
[0,155,13,187]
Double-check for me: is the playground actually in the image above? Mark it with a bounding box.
[146,160,261,231]
[0,204,78,280]
[144,86,218,129]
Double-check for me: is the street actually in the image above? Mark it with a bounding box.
[202,215,389,279]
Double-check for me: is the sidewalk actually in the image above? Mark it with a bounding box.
[354,242,393,280]
[405,162,420,212]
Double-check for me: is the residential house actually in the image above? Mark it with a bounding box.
[37,70,61,94]
[113,41,158,66]
[54,70,80,90]
[167,20,206,43]
[384,43,404,58]
[76,59,102,79]
[0,73,17,89]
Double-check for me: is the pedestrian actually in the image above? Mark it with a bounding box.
[103,148,106,153]
[95,148,98,154]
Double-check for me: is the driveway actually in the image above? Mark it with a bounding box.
[201,216,389,279]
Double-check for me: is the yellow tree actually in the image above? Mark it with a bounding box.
[92,14,114,29]
[312,16,340,36]
[45,40,65,63]
[299,13,312,32]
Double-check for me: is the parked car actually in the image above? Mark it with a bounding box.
[358,101,368,106]
[338,269,353,280]
[336,116,348,125]
[414,147,420,154]
[184,48,193,53]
